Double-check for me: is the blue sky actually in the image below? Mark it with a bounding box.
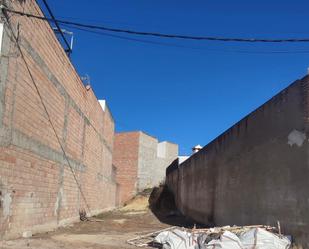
[40,0,309,155]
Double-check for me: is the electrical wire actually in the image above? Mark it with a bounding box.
[60,23,309,54]
[3,6,309,43]
[2,9,92,215]
[41,0,72,54]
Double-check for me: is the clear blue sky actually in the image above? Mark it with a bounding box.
[40,0,309,155]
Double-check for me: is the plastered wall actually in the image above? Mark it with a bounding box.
[166,76,309,247]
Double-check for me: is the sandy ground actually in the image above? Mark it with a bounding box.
[0,195,171,249]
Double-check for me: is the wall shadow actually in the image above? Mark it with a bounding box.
[148,185,206,228]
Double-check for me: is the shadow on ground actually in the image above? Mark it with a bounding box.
[148,185,207,229]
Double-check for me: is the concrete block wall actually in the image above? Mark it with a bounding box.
[113,131,178,204]
[137,132,159,191]
[138,134,178,191]
[153,141,178,189]
[166,76,309,247]
[0,0,116,239]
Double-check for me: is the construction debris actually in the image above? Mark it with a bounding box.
[127,226,177,247]
[127,225,291,249]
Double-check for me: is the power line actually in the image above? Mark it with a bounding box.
[3,6,309,43]
[40,0,72,55]
[2,8,92,215]
[60,23,309,54]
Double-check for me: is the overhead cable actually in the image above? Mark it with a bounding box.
[60,23,309,54]
[41,0,72,54]
[3,6,309,43]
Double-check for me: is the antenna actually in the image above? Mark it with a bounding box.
[52,27,74,56]
[81,74,91,90]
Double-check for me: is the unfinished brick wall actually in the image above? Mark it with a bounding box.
[113,131,178,205]
[113,132,140,205]
[0,0,116,239]
[166,76,309,247]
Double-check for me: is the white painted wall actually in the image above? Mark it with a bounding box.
[99,99,106,112]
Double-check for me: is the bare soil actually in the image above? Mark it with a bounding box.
[0,187,198,249]
[0,195,171,249]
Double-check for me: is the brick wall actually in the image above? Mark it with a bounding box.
[166,76,309,247]
[113,132,140,205]
[0,0,116,239]
[113,131,178,205]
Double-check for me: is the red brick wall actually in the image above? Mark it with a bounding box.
[0,0,116,239]
[113,132,140,205]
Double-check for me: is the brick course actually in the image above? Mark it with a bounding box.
[113,132,140,205]
[0,0,116,239]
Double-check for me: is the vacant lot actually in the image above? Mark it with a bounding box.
[0,194,176,249]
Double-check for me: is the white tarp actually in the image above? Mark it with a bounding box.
[154,229,197,249]
[154,228,291,249]
[205,231,243,249]
[239,228,291,249]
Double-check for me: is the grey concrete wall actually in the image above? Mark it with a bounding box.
[137,132,158,191]
[166,76,309,247]
[155,141,178,186]
[137,133,178,191]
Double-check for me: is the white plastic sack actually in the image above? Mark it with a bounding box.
[205,231,243,249]
[154,229,197,249]
[239,228,291,249]
[155,228,291,249]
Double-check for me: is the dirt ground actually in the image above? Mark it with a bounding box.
[0,193,180,249]
[0,190,302,249]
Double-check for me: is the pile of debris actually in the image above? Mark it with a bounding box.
[127,225,291,249]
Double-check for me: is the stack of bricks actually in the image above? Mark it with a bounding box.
[0,0,116,239]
